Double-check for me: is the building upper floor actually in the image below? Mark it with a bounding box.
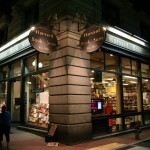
[0,0,150,47]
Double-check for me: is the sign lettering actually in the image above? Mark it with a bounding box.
[80,25,106,52]
[29,27,58,53]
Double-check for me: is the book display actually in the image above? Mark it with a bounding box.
[28,103,49,127]
[142,83,150,110]
[123,85,137,111]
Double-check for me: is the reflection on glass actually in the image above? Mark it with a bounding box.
[144,114,150,125]
[25,72,49,128]
[25,55,36,74]
[123,76,137,112]
[90,51,104,69]
[122,58,138,75]
[0,66,8,80]
[141,63,150,78]
[10,61,21,77]
[105,53,119,72]
[142,79,150,110]
[125,115,142,129]
[38,53,49,70]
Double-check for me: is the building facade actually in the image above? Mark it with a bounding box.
[0,0,150,144]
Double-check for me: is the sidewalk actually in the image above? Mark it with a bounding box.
[0,126,150,150]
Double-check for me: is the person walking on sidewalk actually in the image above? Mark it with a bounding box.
[0,105,11,149]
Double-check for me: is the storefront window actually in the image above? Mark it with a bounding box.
[105,53,119,72]
[38,53,49,70]
[122,58,138,75]
[25,72,49,128]
[0,66,8,80]
[141,63,150,78]
[90,51,104,69]
[0,82,7,112]
[10,61,21,77]
[91,71,122,132]
[142,78,150,110]
[123,75,138,112]
[25,55,36,74]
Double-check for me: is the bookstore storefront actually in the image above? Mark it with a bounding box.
[0,24,150,142]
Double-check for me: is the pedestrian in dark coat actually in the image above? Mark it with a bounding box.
[0,105,11,149]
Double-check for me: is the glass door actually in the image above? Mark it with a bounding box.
[10,77,21,122]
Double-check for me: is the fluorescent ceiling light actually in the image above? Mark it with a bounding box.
[90,78,94,80]
[102,81,109,83]
[123,75,137,79]
[123,83,129,85]
[27,82,31,84]
[129,81,137,83]
[144,79,148,82]
[106,78,113,81]
[38,62,43,68]
[106,26,148,47]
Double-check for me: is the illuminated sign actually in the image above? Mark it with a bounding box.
[80,25,105,52]
[105,33,150,57]
[29,26,58,53]
[0,38,30,61]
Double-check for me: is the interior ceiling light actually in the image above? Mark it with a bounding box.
[38,62,43,68]
[124,75,137,79]
[102,81,109,83]
[129,81,137,83]
[123,83,129,85]
[110,54,113,56]
[32,60,43,68]
[106,77,113,81]
[90,78,94,80]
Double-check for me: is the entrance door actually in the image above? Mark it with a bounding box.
[10,78,21,122]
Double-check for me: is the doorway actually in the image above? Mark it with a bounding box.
[10,77,21,122]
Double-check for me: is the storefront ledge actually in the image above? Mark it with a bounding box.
[17,126,47,137]
[93,125,150,140]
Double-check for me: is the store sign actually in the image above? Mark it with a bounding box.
[29,26,58,53]
[105,33,150,57]
[80,25,105,52]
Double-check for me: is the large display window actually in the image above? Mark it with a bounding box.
[141,63,150,78]
[105,53,119,72]
[25,55,37,74]
[90,51,123,134]
[123,76,138,112]
[10,61,21,77]
[122,58,138,75]
[38,53,49,70]
[90,51,104,69]
[25,72,49,128]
